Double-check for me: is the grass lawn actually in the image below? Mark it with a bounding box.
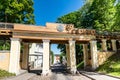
[77,61,84,69]
[0,69,15,79]
[97,52,120,77]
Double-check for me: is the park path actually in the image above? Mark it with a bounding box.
[29,63,91,80]
[3,73,36,80]
[50,73,91,80]
[80,71,120,80]
[3,63,120,80]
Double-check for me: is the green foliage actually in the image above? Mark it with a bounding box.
[50,51,54,64]
[57,44,83,64]
[77,61,84,69]
[57,44,66,54]
[113,0,120,31]
[97,51,120,77]
[81,0,116,31]
[0,0,35,24]
[60,53,66,63]
[0,0,35,50]
[0,40,10,50]
[0,69,15,79]
[57,11,82,28]
[56,0,120,64]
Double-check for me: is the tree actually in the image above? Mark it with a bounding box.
[113,0,120,31]
[0,0,35,24]
[0,0,35,50]
[57,0,93,28]
[81,0,116,31]
[56,0,93,65]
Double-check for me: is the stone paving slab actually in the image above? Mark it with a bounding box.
[29,73,92,80]
[80,71,120,80]
[3,73,36,80]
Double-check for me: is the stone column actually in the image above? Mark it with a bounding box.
[42,40,50,75]
[102,39,107,51]
[21,43,29,69]
[66,44,70,67]
[90,40,98,70]
[69,40,77,74]
[83,44,89,68]
[9,38,21,75]
[111,39,117,51]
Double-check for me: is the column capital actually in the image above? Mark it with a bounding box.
[111,39,116,42]
[69,40,76,43]
[42,39,50,42]
[10,38,21,42]
[90,40,97,43]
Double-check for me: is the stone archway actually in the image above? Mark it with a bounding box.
[0,22,120,75]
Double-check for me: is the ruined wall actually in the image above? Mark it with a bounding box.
[98,51,115,65]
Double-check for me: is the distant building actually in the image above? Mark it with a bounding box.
[29,43,43,69]
[54,54,60,64]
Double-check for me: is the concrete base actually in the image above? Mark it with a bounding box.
[42,70,51,76]
[70,68,77,74]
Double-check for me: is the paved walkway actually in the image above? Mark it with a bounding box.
[2,63,120,80]
[3,73,36,80]
[80,71,120,80]
[28,72,91,80]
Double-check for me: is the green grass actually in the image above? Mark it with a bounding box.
[0,69,15,79]
[77,61,84,69]
[97,51,120,77]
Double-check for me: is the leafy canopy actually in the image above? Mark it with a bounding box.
[0,0,35,24]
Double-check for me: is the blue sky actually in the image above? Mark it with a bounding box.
[33,0,84,54]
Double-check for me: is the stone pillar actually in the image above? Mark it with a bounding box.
[69,40,77,74]
[21,43,29,69]
[90,40,98,70]
[111,39,117,51]
[83,44,89,68]
[9,38,21,75]
[102,39,107,51]
[66,44,70,67]
[42,40,50,75]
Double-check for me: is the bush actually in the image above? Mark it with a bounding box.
[97,52,120,77]
[0,69,15,79]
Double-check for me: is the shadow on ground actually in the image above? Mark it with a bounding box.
[28,70,42,75]
[51,63,71,75]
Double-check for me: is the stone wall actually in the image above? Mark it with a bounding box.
[0,51,10,71]
[97,51,115,65]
